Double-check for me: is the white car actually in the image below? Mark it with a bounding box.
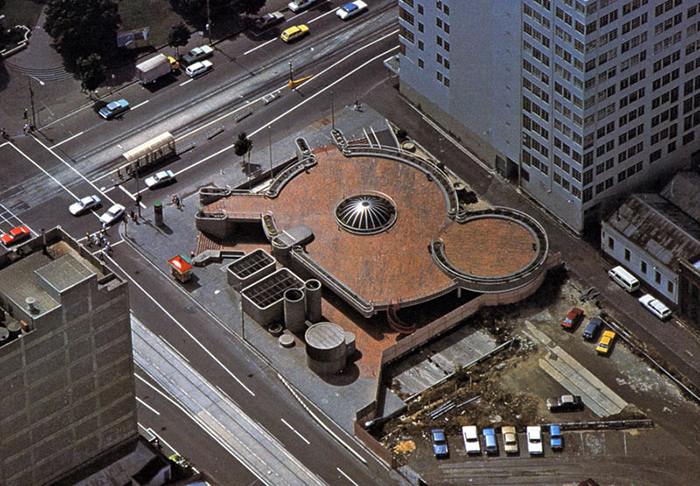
[288,0,319,13]
[461,425,480,454]
[639,294,672,320]
[145,170,176,189]
[185,60,213,78]
[99,204,125,225]
[181,45,214,65]
[526,426,543,455]
[69,195,101,216]
[336,0,367,20]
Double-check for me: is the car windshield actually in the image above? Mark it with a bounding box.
[344,4,357,11]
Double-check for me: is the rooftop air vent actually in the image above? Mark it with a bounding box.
[26,297,39,314]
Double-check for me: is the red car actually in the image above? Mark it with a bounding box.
[561,307,584,329]
[1,226,31,247]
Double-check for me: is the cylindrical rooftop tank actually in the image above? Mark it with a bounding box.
[6,321,21,338]
[345,331,356,358]
[0,327,10,346]
[304,279,322,323]
[284,288,306,333]
[305,322,346,374]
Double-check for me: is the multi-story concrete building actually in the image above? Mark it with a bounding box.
[399,0,700,234]
[0,228,136,486]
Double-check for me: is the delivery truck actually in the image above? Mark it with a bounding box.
[136,54,179,84]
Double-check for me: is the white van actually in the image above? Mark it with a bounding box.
[608,266,640,292]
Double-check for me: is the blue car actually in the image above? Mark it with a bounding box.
[483,428,498,454]
[550,425,563,450]
[336,0,368,20]
[430,428,449,457]
[99,99,130,119]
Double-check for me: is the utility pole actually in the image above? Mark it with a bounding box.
[288,61,294,86]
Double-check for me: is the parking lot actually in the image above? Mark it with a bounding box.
[376,271,700,484]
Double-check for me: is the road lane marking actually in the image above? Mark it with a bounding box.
[136,396,161,415]
[119,184,136,200]
[180,78,193,87]
[27,136,121,208]
[244,38,277,56]
[50,130,84,149]
[281,418,310,445]
[161,335,191,363]
[106,254,256,397]
[132,100,150,110]
[171,32,399,182]
[337,468,359,486]
[308,7,341,24]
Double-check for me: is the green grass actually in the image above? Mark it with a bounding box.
[1,0,45,29]
[118,0,190,48]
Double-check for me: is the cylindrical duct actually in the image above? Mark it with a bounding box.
[0,327,10,346]
[283,288,306,333]
[304,279,322,323]
[7,321,21,338]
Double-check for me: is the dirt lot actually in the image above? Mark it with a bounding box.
[374,268,653,466]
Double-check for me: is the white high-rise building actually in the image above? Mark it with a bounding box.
[399,0,700,234]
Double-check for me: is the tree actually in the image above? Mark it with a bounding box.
[78,54,107,98]
[168,22,191,58]
[45,0,121,66]
[170,0,265,19]
[234,131,253,170]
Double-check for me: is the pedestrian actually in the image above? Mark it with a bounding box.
[1,128,8,139]
[130,210,137,222]
[85,232,92,247]
[117,168,122,180]
[23,123,29,134]
[190,251,195,260]
[104,241,111,253]
[23,108,28,120]
[92,234,100,247]
[101,221,107,234]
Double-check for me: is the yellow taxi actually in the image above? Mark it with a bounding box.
[596,330,616,354]
[281,24,309,43]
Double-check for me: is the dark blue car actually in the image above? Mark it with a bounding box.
[431,428,449,457]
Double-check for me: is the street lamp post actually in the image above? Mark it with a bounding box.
[206,0,212,45]
[268,125,273,176]
[27,75,45,129]
[331,90,335,130]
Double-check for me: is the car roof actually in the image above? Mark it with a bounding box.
[550,425,560,434]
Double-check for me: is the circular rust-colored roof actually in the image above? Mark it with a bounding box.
[205,147,542,308]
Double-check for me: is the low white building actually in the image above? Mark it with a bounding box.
[601,171,700,306]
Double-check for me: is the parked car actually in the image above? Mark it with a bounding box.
[337,0,368,20]
[430,428,448,458]
[145,170,176,189]
[550,425,563,451]
[1,226,30,247]
[482,428,498,454]
[583,317,604,340]
[546,394,582,412]
[462,425,481,454]
[561,307,584,329]
[69,195,102,216]
[288,0,319,13]
[182,45,214,65]
[185,60,213,77]
[526,426,543,455]
[99,99,129,119]
[255,11,285,30]
[596,330,616,354]
[639,294,672,320]
[100,204,125,225]
[280,24,310,43]
[501,426,519,454]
